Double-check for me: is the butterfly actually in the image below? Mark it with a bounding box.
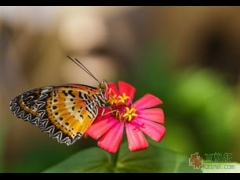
[9,56,108,146]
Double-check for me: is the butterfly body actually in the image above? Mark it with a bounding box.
[10,81,108,145]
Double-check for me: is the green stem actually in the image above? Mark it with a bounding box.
[111,133,126,170]
[111,149,119,167]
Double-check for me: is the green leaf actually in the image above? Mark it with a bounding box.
[43,142,201,173]
[43,146,112,173]
[116,142,201,173]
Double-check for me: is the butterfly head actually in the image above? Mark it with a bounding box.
[98,80,109,101]
[99,80,108,90]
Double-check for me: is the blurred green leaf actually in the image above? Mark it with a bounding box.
[172,67,238,153]
[43,141,201,173]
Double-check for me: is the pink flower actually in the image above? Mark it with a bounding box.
[86,81,165,153]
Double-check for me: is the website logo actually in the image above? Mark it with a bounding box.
[189,152,235,170]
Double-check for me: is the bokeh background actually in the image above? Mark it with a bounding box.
[0,6,239,172]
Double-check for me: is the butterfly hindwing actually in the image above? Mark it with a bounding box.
[10,84,106,145]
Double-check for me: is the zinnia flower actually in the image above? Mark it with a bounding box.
[86,81,165,153]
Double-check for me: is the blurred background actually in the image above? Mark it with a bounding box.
[0,6,239,172]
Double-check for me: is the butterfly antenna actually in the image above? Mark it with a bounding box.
[67,56,101,83]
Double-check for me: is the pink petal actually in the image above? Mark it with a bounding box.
[137,108,164,124]
[126,123,148,151]
[118,81,136,102]
[108,82,119,95]
[134,118,166,142]
[86,117,118,140]
[134,94,162,110]
[98,122,124,153]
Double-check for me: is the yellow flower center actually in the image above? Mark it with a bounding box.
[108,94,118,105]
[113,106,137,123]
[108,93,130,105]
[118,93,129,104]
[107,92,137,122]
[123,107,138,122]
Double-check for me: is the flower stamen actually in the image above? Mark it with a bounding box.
[123,106,137,122]
[108,94,118,105]
[118,93,129,104]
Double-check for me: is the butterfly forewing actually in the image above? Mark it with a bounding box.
[9,84,107,145]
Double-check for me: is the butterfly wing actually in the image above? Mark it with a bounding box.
[9,84,105,145]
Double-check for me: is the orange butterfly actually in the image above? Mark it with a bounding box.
[9,56,108,145]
